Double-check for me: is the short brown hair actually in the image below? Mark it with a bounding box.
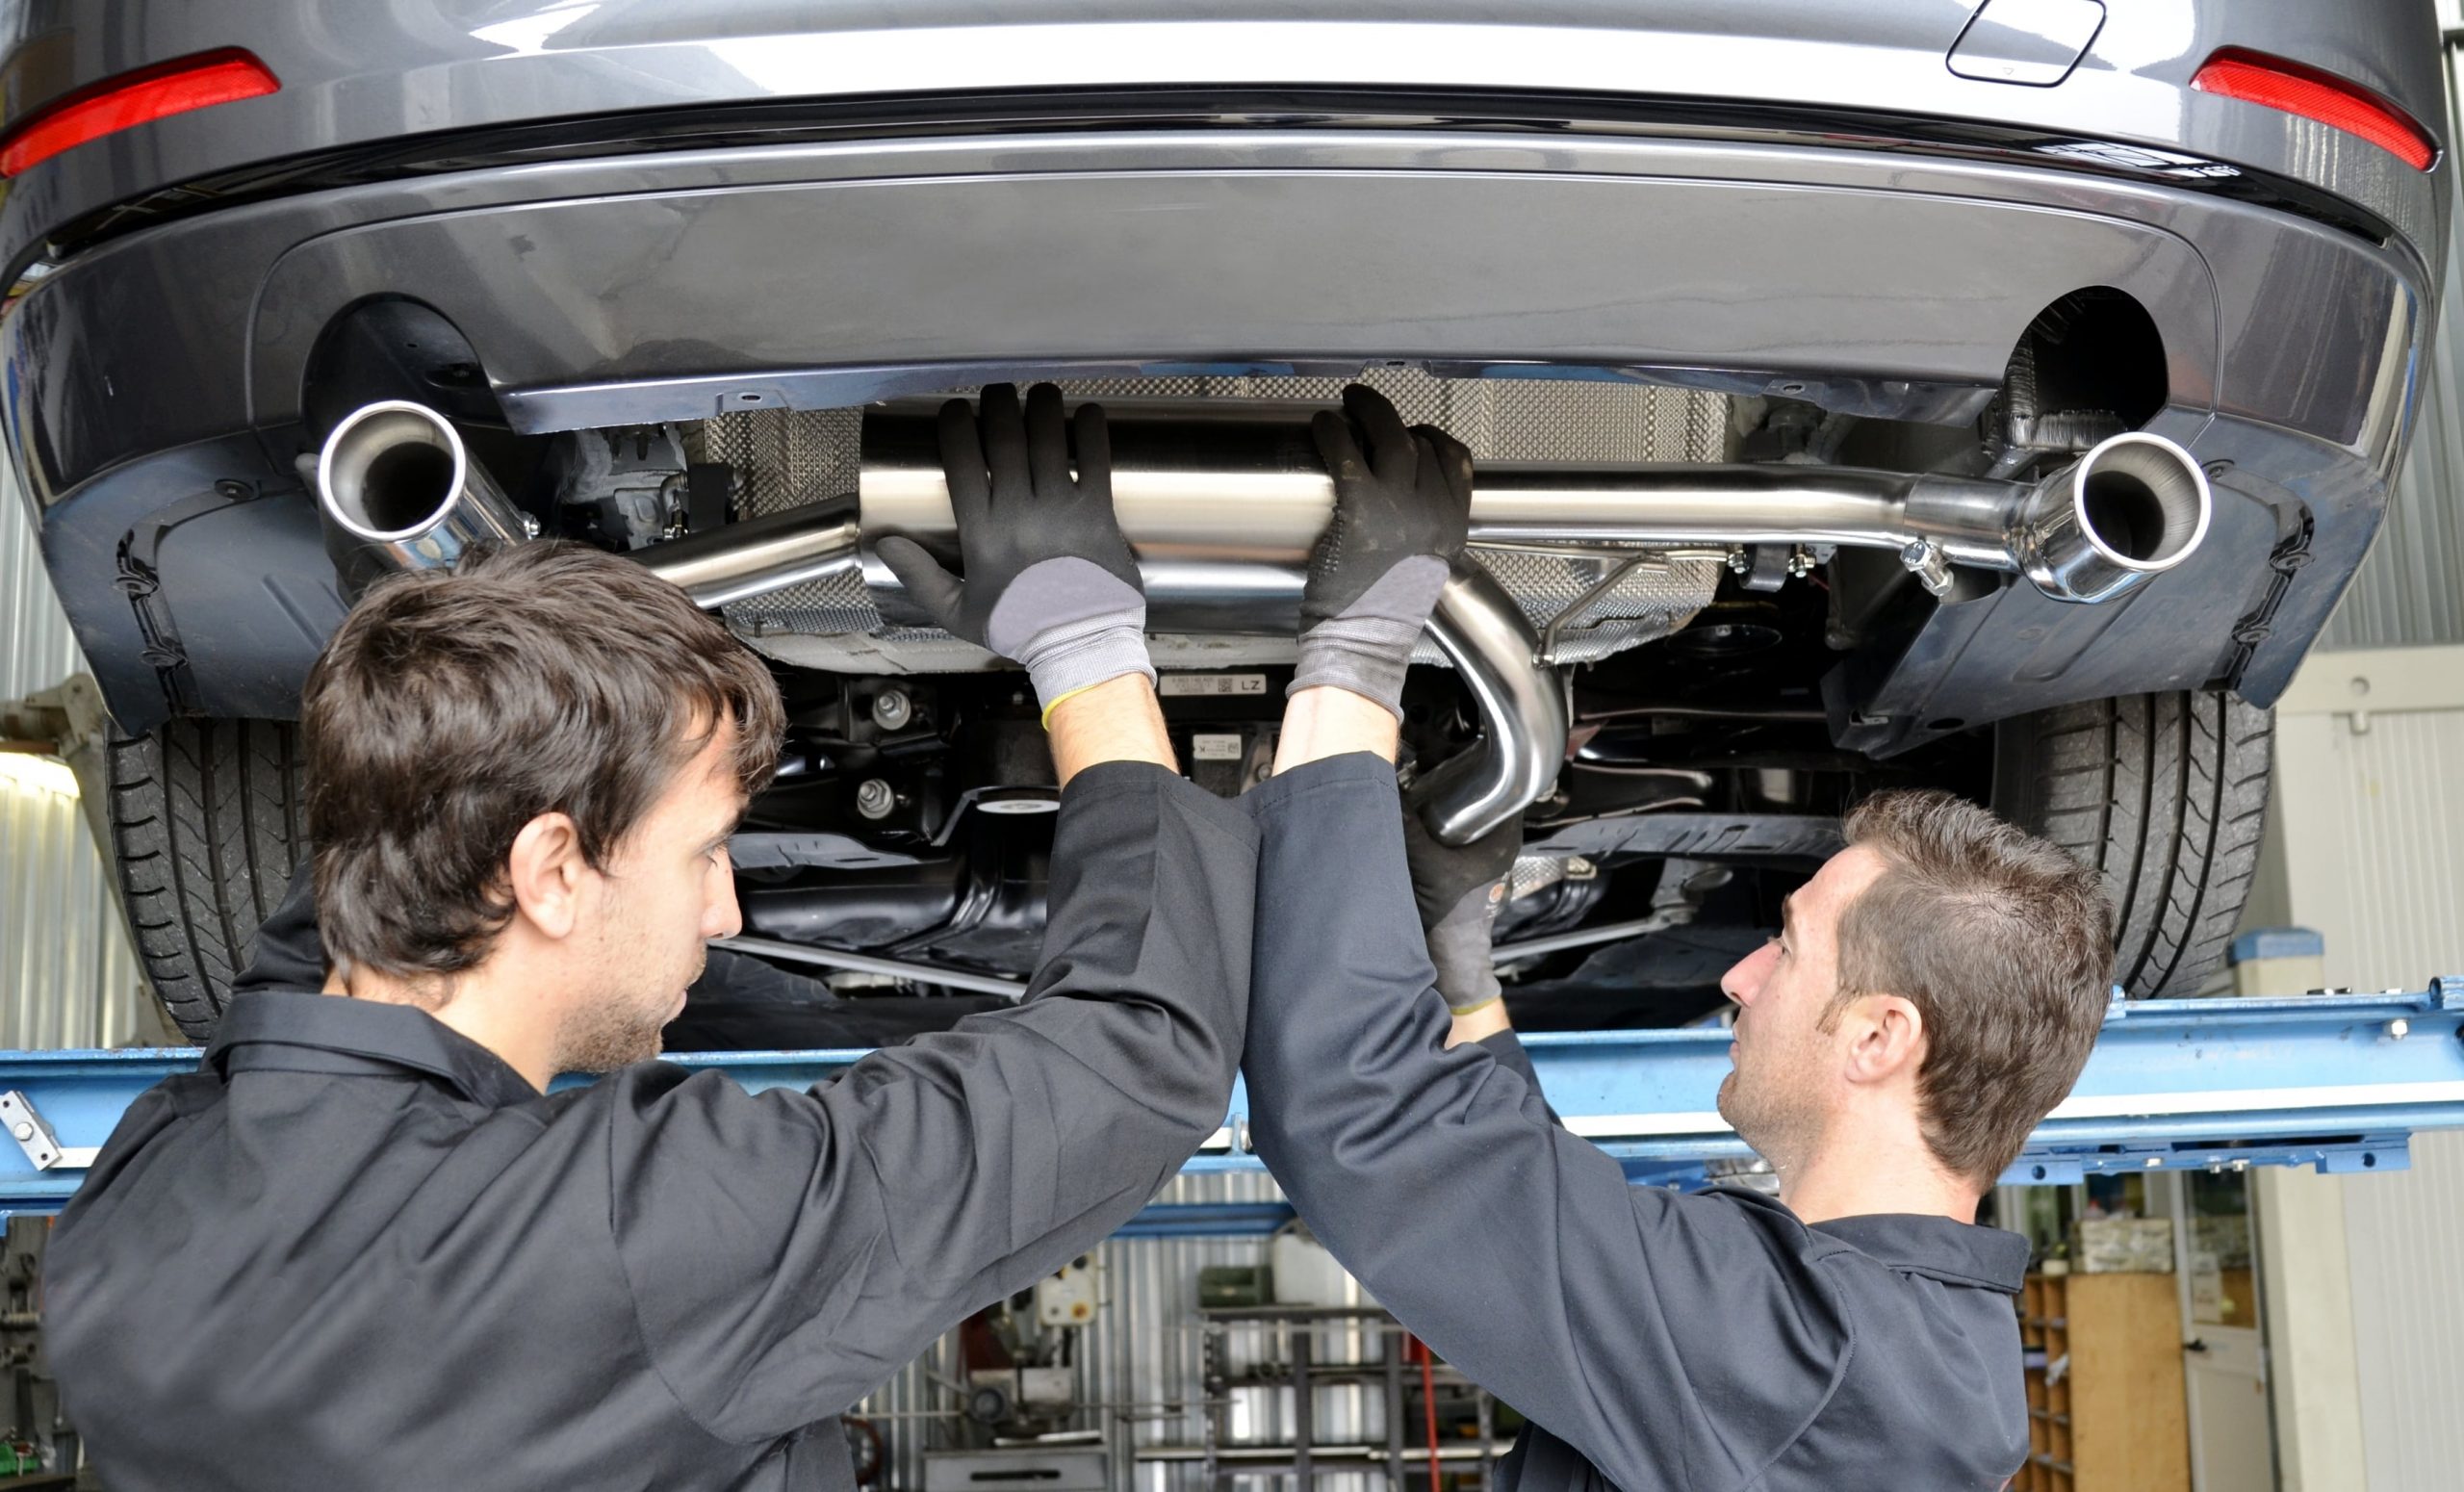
[301,541,784,984]
[1833,790,2115,1185]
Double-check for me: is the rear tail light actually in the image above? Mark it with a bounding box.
[2192,47,2437,171]
[0,48,278,178]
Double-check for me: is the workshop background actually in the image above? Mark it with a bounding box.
[13,40,2464,1492]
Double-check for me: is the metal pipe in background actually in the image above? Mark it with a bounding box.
[715,934,1026,997]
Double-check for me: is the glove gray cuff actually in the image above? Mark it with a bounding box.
[1425,884,1503,1015]
[1019,611,1156,712]
[1288,617,1421,719]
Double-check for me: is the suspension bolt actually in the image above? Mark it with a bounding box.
[855,779,898,820]
[872,689,913,732]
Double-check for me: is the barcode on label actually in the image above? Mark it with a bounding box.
[1189,733,1245,761]
[1159,673,1269,697]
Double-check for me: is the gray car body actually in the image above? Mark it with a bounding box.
[0,0,2447,751]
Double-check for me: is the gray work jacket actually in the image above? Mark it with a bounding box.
[1243,755,2032,1492]
[48,762,1259,1492]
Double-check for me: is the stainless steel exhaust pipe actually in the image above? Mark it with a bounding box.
[316,400,533,592]
[857,406,2211,605]
[633,498,864,608]
[1424,563,1569,843]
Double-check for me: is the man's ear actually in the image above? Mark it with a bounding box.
[505,811,588,942]
[1840,993,1926,1088]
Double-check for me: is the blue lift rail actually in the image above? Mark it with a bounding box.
[1,984,2457,1235]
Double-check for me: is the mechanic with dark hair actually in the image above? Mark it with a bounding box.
[1241,386,2118,1490]
[46,384,1262,1492]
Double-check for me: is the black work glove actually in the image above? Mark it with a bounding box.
[1400,789,1523,1016]
[877,383,1152,716]
[1293,385,1475,719]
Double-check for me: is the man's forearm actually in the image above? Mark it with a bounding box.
[1047,674,1176,784]
[1447,1000,1511,1048]
[1271,685,1399,774]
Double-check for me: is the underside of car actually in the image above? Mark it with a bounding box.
[6,5,2443,1043]
[104,318,2274,1042]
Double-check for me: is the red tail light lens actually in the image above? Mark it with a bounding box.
[0,48,279,178]
[2192,47,2437,171]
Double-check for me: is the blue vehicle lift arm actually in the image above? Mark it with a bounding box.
[2,985,2459,1234]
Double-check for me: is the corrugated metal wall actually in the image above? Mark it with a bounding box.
[1,475,143,1049]
[2270,705,2464,1491]
[2318,215,2464,650]
[2288,30,2464,1470]
[2319,31,2464,651]
[2341,1133,2464,1491]
[2271,709,2464,991]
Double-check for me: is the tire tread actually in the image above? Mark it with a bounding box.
[103,720,306,1041]
[1998,691,2272,999]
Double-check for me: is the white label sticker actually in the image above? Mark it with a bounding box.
[1190,733,1245,761]
[1160,673,1270,697]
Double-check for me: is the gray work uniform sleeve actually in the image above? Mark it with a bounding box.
[1473,1029,1560,1127]
[596,761,1258,1441]
[1242,757,1849,1489]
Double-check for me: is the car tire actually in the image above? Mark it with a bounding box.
[1992,691,2272,1000]
[105,719,307,1042]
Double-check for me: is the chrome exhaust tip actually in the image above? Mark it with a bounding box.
[316,400,532,587]
[2013,432,2211,605]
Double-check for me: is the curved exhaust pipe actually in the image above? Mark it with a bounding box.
[1424,562,1569,843]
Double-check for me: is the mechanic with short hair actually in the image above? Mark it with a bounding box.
[47,384,1259,1492]
[1242,386,2117,1490]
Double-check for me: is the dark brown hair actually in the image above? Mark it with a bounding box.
[301,541,784,986]
[1833,789,2116,1186]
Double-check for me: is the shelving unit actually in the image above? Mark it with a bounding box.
[1165,1305,1505,1491]
[2015,1273,2190,1492]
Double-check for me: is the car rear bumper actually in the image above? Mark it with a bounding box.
[2,2,2445,275]
[4,123,2432,741]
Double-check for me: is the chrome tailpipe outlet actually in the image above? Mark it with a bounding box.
[315,400,534,594]
[1891,430,2211,603]
[2010,433,2212,605]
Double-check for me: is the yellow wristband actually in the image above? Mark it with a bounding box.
[1446,995,1504,1018]
[1039,681,1107,730]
